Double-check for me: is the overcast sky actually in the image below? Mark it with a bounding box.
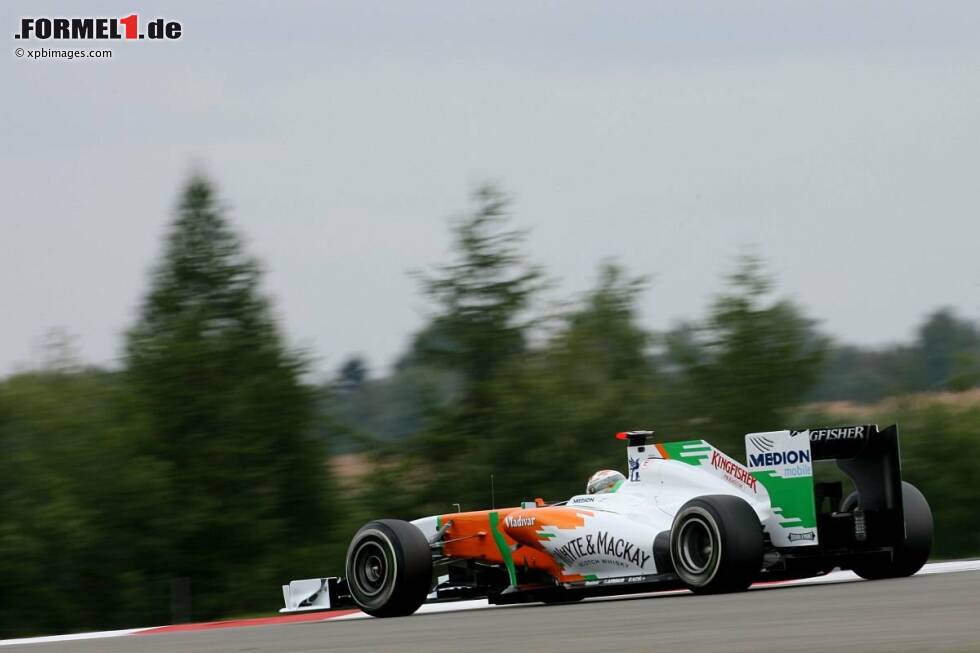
[3,1,979,379]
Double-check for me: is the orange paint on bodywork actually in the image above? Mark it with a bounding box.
[439,506,593,583]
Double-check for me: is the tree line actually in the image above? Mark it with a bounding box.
[1,175,978,638]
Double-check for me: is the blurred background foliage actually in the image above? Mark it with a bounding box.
[2,175,979,637]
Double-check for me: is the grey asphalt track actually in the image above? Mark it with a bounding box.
[8,571,980,652]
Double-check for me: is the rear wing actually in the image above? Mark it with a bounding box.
[807,424,905,546]
[747,424,905,549]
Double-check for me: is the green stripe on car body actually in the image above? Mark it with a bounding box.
[489,511,518,586]
[661,440,711,465]
[751,470,818,529]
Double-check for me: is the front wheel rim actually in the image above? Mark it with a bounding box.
[351,540,390,598]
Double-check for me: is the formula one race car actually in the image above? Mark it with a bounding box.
[281,424,932,617]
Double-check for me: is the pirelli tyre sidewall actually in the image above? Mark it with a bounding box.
[670,495,764,594]
[345,519,432,617]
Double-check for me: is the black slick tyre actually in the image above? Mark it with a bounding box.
[669,494,764,594]
[345,519,432,617]
[845,482,933,580]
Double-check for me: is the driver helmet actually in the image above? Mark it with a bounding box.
[586,469,626,495]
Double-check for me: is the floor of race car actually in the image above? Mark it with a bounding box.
[2,559,979,651]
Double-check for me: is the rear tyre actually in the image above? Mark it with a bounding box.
[345,519,432,617]
[845,482,933,580]
[669,495,764,594]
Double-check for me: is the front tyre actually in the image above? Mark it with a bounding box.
[669,495,764,594]
[847,482,933,580]
[345,519,432,617]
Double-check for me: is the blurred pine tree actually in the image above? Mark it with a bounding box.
[125,174,334,619]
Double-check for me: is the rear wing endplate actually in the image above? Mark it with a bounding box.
[809,424,905,543]
[747,424,906,548]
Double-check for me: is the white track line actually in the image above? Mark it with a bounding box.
[0,628,144,647]
[3,559,980,644]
